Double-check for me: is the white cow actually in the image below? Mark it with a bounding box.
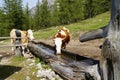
[10,29,34,56]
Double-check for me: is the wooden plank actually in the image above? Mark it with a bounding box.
[0,37,24,39]
[0,44,26,47]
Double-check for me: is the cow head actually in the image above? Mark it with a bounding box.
[54,38,62,55]
[27,29,34,41]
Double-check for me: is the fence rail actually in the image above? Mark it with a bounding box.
[0,44,26,47]
[0,37,24,39]
[0,37,26,48]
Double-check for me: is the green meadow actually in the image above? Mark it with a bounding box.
[34,12,110,39]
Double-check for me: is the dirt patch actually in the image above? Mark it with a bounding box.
[37,38,104,60]
[67,39,103,60]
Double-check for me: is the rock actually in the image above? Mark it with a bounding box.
[26,76,30,80]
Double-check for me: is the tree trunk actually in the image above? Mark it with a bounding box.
[100,0,120,80]
[80,0,120,80]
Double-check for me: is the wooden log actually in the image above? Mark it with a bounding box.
[27,42,85,80]
[28,42,100,80]
[79,26,108,42]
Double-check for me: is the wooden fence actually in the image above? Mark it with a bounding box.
[0,37,25,47]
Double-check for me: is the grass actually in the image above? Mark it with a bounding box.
[34,11,110,39]
[2,56,50,80]
[34,28,57,39]
[11,56,26,62]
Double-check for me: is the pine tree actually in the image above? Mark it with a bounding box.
[34,0,41,30]
[58,0,71,24]
[83,0,110,19]
[39,0,51,28]
[53,0,84,25]
[0,8,8,36]
[51,0,60,26]
[3,0,24,29]
[68,0,84,22]
[83,0,93,19]
[92,0,110,16]
[23,3,30,30]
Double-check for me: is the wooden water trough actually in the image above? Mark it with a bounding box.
[28,41,101,80]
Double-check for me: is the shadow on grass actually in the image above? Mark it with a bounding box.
[0,65,22,80]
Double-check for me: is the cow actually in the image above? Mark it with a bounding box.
[53,27,70,55]
[10,29,34,56]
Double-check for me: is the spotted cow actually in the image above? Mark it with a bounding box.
[10,29,34,56]
[53,27,70,54]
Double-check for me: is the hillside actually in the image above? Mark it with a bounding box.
[34,11,110,39]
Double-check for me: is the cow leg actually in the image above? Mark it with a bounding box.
[11,39,16,51]
[25,48,34,58]
[22,46,33,58]
[24,46,30,54]
[62,42,66,49]
[21,45,29,55]
[64,43,68,49]
[21,46,25,55]
[11,39,14,51]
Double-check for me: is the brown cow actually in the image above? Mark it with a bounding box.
[53,27,70,54]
